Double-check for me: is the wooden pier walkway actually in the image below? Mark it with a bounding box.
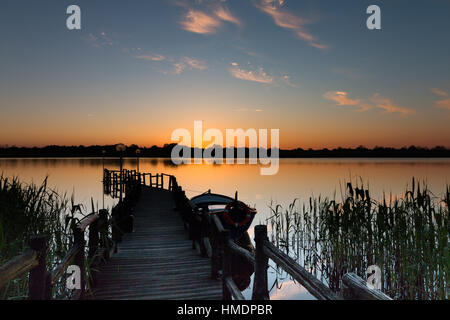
[0,169,391,301]
[91,187,222,299]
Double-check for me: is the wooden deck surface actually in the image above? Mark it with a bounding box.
[90,187,222,300]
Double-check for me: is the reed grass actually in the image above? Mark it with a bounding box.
[0,175,92,299]
[267,178,449,300]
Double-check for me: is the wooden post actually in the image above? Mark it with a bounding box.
[88,219,99,260]
[88,217,99,287]
[221,230,232,300]
[98,209,110,260]
[252,225,270,300]
[73,226,86,298]
[28,235,51,300]
[211,216,220,279]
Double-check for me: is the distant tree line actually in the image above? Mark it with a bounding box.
[0,144,449,158]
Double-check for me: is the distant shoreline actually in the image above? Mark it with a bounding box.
[0,144,449,158]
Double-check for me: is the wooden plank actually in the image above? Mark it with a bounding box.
[89,187,222,300]
[263,240,341,300]
[342,273,392,300]
[0,249,38,288]
[51,244,80,285]
[225,277,245,300]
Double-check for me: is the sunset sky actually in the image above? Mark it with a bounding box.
[1,0,450,149]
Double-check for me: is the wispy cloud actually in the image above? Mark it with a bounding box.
[85,32,115,48]
[235,108,264,112]
[235,46,261,57]
[255,0,327,50]
[179,4,241,35]
[435,99,450,110]
[371,93,415,115]
[180,10,223,34]
[183,57,207,70]
[281,74,298,87]
[431,88,450,110]
[136,54,166,61]
[229,65,273,84]
[172,57,207,74]
[136,51,206,75]
[214,6,242,27]
[324,91,414,115]
[430,88,449,97]
[323,91,363,107]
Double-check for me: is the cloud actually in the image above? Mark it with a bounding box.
[180,9,223,34]
[180,5,241,34]
[282,74,298,87]
[430,88,450,110]
[136,54,166,61]
[323,91,362,107]
[85,32,115,48]
[324,91,414,115]
[235,108,264,112]
[229,66,273,84]
[256,1,327,50]
[430,88,448,97]
[183,57,207,70]
[214,6,242,27]
[435,99,450,110]
[371,93,415,115]
[172,57,208,74]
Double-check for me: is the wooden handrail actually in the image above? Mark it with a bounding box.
[262,239,341,300]
[50,244,81,285]
[227,240,255,266]
[342,273,392,300]
[78,213,100,232]
[0,249,38,289]
[225,276,245,300]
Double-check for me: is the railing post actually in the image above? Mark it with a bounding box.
[28,235,51,300]
[221,230,232,300]
[210,215,220,279]
[88,216,99,287]
[73,226,86,298]
[252,225,270,300]
[98,209,110,260]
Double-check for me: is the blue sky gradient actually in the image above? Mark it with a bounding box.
[1,0,449,148]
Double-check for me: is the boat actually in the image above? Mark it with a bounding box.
[190,190,257,240]
[190,190,256,290]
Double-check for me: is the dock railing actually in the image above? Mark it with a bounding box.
[0,210,109,299]
[169,174,392,301]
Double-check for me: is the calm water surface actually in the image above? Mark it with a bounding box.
[1,158,449,299]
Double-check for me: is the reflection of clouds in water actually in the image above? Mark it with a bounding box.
[270,280,314,300]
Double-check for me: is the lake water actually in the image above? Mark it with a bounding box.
[1,157,449,299]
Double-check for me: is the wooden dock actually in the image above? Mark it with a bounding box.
[90,187,222,299]
[0,169,392,301]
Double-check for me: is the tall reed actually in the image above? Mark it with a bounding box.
[267,178,449,300]
[0,175,91,299]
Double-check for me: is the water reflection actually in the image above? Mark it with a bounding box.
[0,157,449,299]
